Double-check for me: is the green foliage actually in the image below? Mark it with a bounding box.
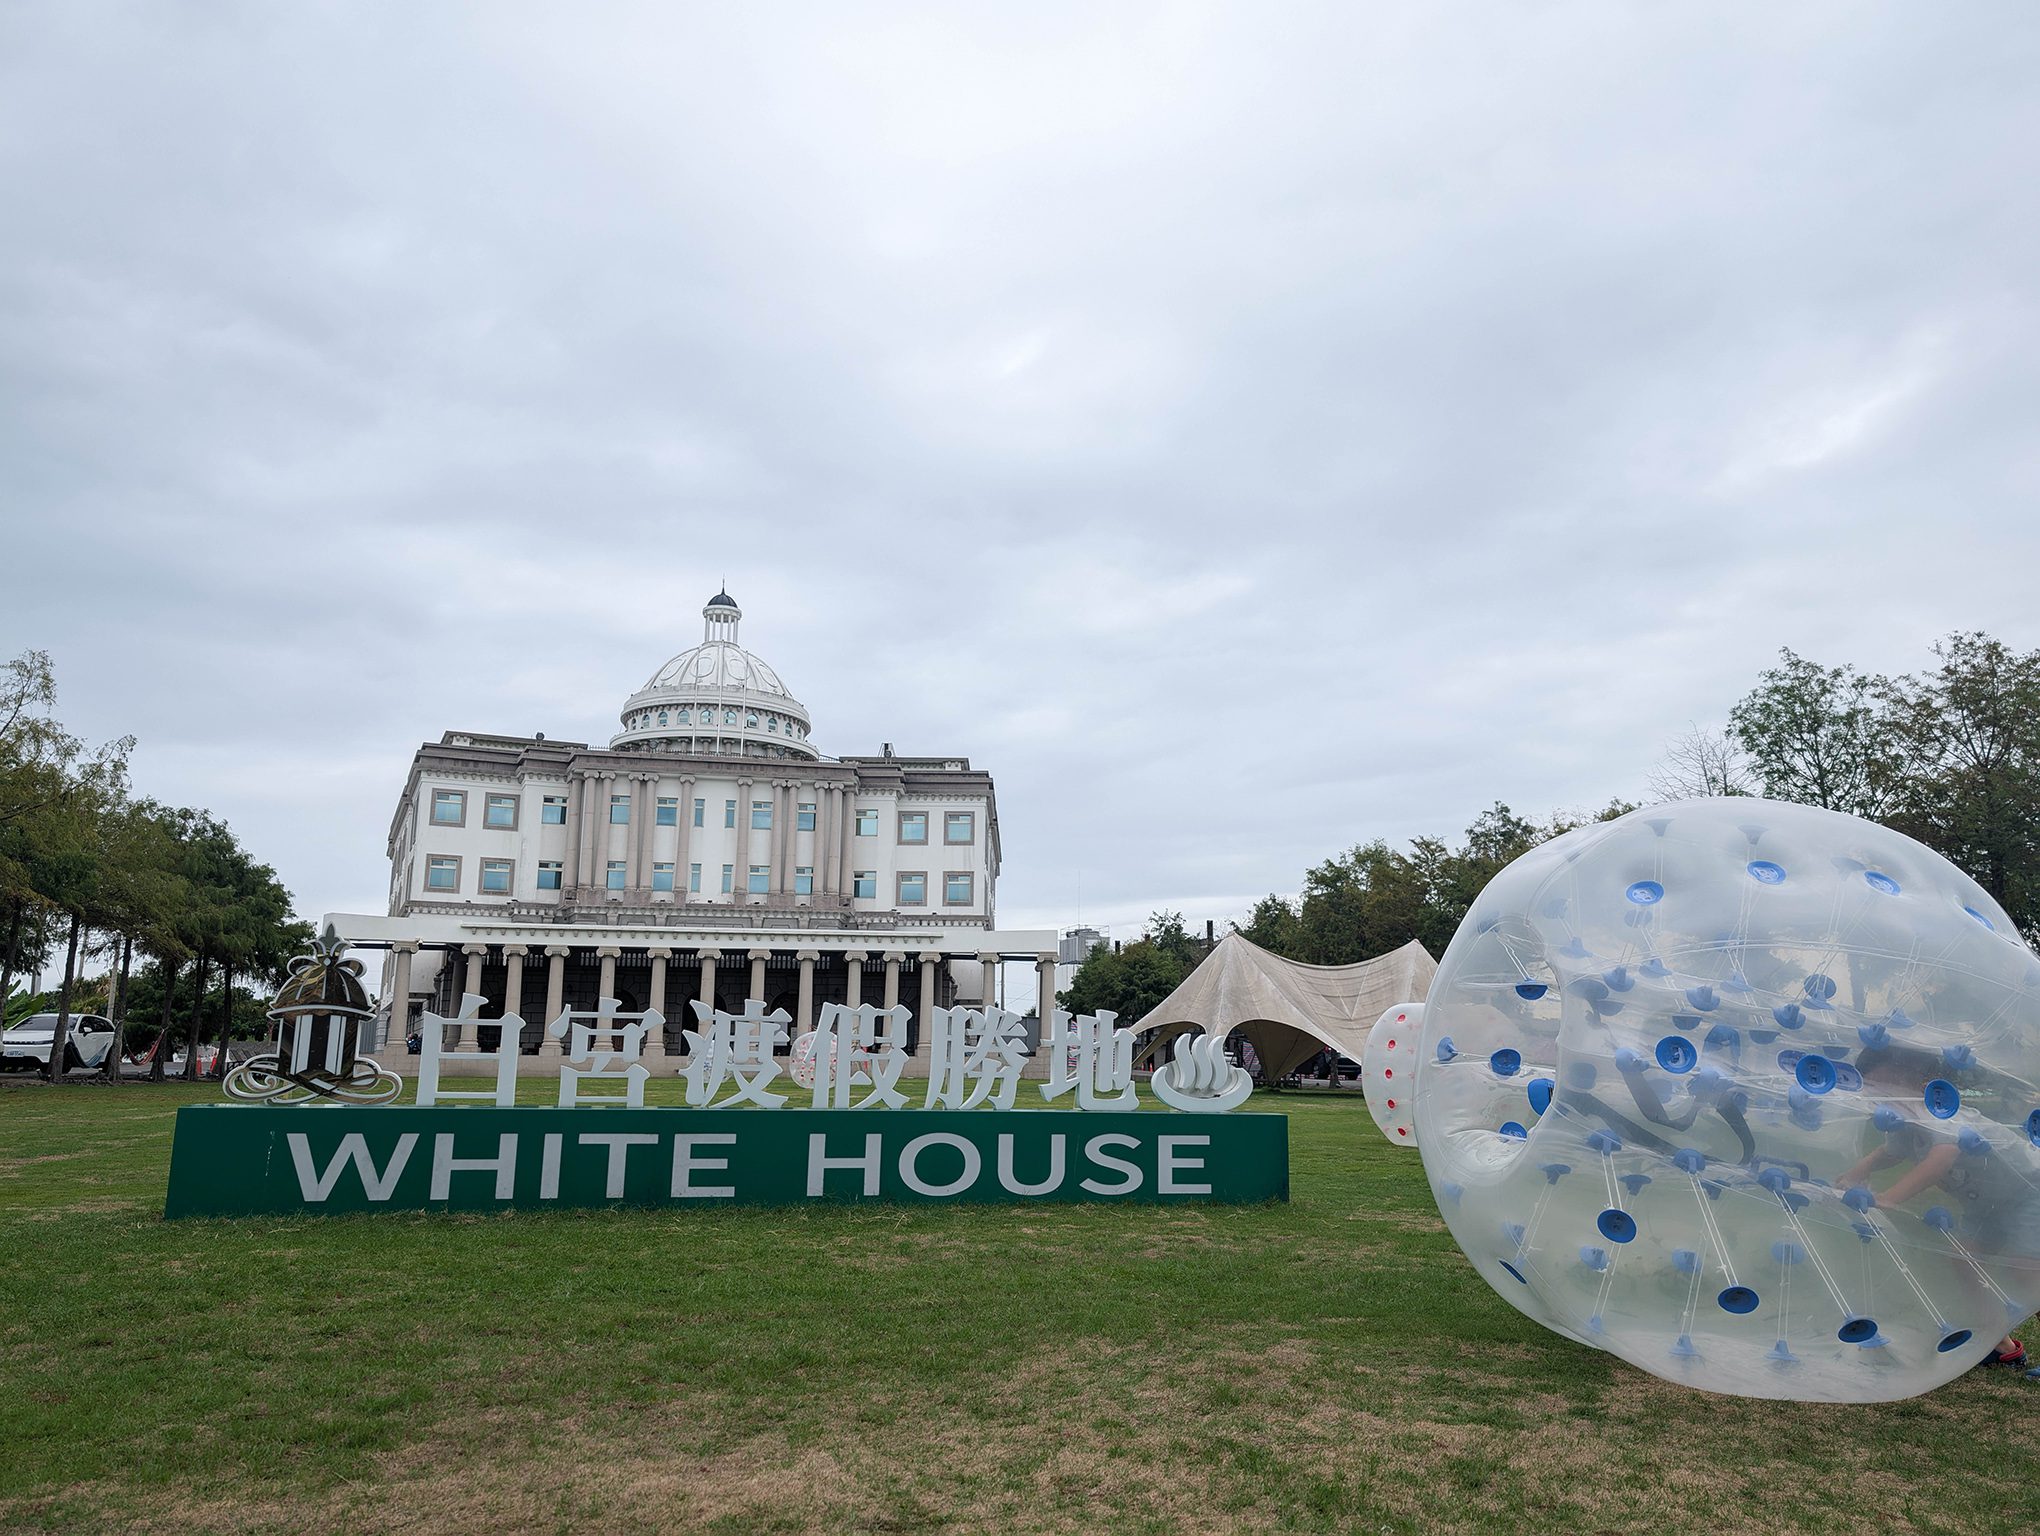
[1058,911,1211,1025]
[0,651,310,1073]
[1725,632,2040,939]
[1728,647,1904,818]
[1242,803,1559,966]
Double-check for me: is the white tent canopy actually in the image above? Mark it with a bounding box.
[1133,933,1438,1082]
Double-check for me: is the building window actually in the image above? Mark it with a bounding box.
[944,871,974,906]
[724,709,738,727]
[606,860,627,890]
[720,863,734,894]
[751,801,773,830]
[945,811,975,845]
[610,795,631,824]
[657,797,678,826]
[724,799,737,828]
[767,716,778,732]
[897,871,927,906]
[856,809,878,836]
[657,710,669,726]
[797,802,816,831]
[899,811,928,845]
[795,866,813,896]
[652,862,676,892]
[483,794,518,830]
[537,861,563,891]
[425,855,460,892]
[431,790,466,826]
[689,863,702,893]
[853,870,877,900]
[693,798,705,827]
[480,858,514,894]
[541,795,567,825]
[746,711,759,729]
[747,865,769,895]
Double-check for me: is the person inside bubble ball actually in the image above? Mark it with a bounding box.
[1839,1045,2038,1370]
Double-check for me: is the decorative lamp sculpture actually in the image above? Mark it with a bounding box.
[1361,1003,1425,1148]
[224,925,403,1105]
[1411,798,2040,1401]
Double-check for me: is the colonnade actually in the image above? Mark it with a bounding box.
[384,939,1059,1060]
[554,767,872,903]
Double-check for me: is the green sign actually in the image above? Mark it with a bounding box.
[163,1105,1289,1217]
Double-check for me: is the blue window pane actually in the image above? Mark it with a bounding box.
[652,866,675,892]
[606,863,626,890]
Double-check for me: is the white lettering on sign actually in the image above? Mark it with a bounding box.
[996,1132,1065,1195]
[430,1132,518,1200]
[1080,1133,1143,1195]
[1157,1135,1213,1195]
[671,1133,738,1198]
[898,1132,982,1197]
[540,1132,562,1199]
[578,1131,659,1198]
[808,1132,884,1196]
[288,1132,417,1202]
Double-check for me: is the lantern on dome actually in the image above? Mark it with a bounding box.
[223,926,402,1105]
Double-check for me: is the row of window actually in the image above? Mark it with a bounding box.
[420,855,974,905]
[430,788,976,843]
[622,706,808,739]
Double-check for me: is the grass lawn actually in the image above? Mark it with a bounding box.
[1,1079,2034,1535]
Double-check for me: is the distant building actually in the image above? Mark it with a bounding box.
[331,593,1055,1059]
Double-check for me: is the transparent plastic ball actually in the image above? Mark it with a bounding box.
[1362,1003,1424,1149]
[1412,797,2040,1401]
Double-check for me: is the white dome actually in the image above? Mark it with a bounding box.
[642,641,791,697]
[610,592,818,760]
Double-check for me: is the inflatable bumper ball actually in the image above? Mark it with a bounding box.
[1411,798,2040,1401]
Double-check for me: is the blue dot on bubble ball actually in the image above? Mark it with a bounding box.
[1626,880,1664,905]
[1596,1208,1637,1244]
[1864,871,1901,895]
[1747,860,1786,885]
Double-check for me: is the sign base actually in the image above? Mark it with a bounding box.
[163,1105,1289,1217]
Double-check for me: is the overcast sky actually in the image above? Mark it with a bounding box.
[4,3,2038,951]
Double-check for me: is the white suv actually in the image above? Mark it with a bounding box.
[1,1014,116,1073]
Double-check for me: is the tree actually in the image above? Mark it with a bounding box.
[1880,633,2040,936]
[1728,648,1904,818]
[1648,725,1755,801]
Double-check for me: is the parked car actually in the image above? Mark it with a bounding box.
[1,1013,117,1073]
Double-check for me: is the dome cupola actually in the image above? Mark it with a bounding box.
[610,593,818,760]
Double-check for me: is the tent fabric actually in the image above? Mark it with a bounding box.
[1132,932,1438,1082]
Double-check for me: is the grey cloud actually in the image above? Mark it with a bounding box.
[2,2,2036,945]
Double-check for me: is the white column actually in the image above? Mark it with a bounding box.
[564,775,585,892]
[797,950,817,1034]
[978,952,999,1009]
[747,948,769,1004]
[646,946,671,1061]
[501,944,528,1053]
[1036,953,1058,1020]
[675,775,695,905]
[460,945,487,1047]
[840,785,857,896]
[844,949,868,1009]
[697,948,721,1010]
[597,944,619,1000]
[918,954,937,1045]
[385,941,417,1053]
[540,946,569,1060]
[882,951,902,1011]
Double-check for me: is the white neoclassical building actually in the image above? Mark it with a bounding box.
[330,592,1056,1064]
